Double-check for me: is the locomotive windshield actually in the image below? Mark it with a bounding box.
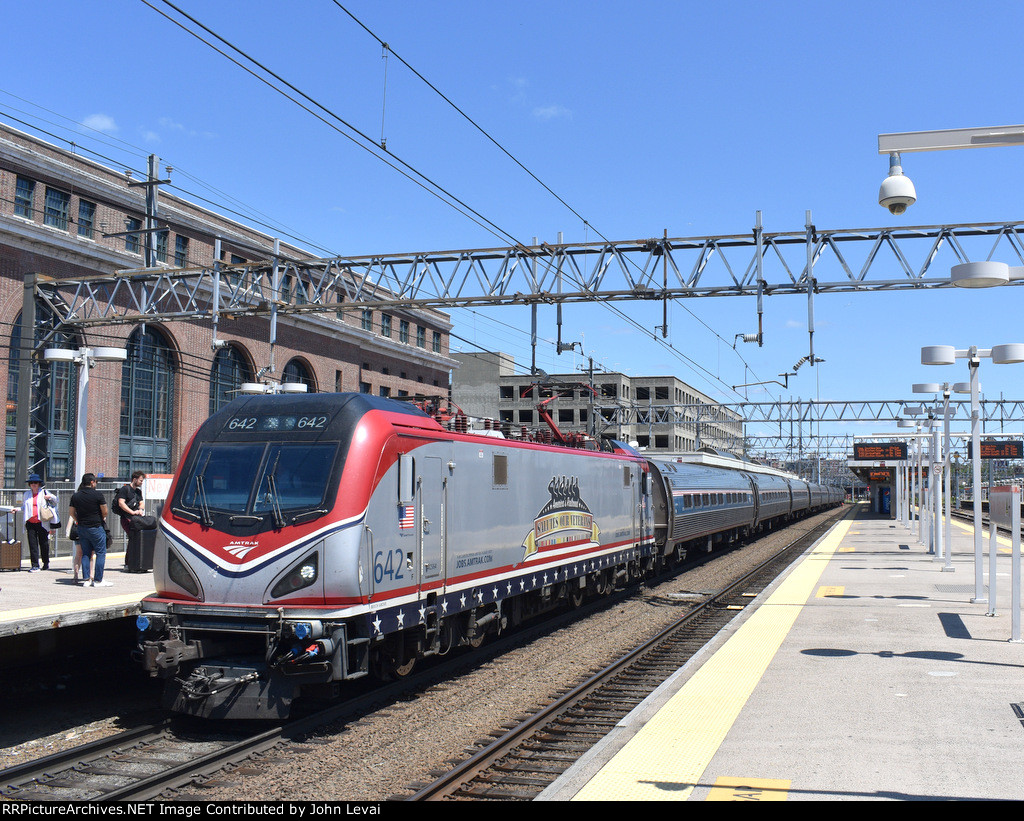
[180,441,339,520]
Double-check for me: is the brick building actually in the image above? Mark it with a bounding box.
[0,121,455,484]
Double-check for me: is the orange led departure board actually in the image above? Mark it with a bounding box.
[853,442,908,460]
[967,440,1024,459]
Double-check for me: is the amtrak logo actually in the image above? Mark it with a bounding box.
[522,476,599,559]
[225,540,260,560]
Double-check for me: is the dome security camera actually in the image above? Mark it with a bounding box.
[879,153,916,215]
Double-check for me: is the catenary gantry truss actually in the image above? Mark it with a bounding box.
[35,217,1024,324]
[19,217,1024,479]
[620,398,1024,456]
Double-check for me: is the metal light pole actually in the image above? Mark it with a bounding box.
[923,343,1024,601]
[42,346,127,484]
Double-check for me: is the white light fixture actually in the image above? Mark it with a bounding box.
[42,348,76,362]
[951,261,1010,288]
[991,343,1024,364]
[279,382,308,393]
[92,346,128,362]
[912,383,941,394]
[240,383,269,394]
[921,346,956,366]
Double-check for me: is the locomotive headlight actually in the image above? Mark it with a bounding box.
[168,547,202,598]
[270,552,319,599]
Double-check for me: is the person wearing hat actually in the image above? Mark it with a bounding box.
[22,473,59,572]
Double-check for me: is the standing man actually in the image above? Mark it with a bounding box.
[117,470,146,571]
[116,470,146,530]
[23,473,59,572]
[68,472,110,588]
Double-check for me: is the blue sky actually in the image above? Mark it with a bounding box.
[4,0,1024,449]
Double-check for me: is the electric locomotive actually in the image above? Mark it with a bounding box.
[136,392,654,719]
[135,392,842,720]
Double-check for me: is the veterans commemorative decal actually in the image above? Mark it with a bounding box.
[523,476,600,559]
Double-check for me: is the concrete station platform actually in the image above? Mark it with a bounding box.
[541,503,1024,802]
[0,548,155,638]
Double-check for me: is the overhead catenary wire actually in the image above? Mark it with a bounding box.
[327,1,773,401]
[141,0,774,402]
[2,4,773,404]
[142,0,530,252]
[0,99,335,261]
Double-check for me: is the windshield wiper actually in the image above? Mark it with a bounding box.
[263,452,285,529]
[192,451,214,526]
[194,474,213,527]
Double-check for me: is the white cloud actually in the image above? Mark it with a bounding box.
[81,113,118,134]
[532,104,571,121]
[156,116,216,140]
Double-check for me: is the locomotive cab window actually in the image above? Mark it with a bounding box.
[181,441,338,517]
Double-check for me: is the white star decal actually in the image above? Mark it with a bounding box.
[372,616,382,635]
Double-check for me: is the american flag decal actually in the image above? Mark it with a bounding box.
[399,504,415,530]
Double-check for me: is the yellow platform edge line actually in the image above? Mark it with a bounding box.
[571,509,854,802]
[1,592,151,623]
[951,519,1014,547]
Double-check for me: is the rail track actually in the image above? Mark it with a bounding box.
[405,506,847,801]
[1,508,845,802]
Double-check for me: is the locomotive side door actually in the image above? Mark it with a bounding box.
[419,456,444,583]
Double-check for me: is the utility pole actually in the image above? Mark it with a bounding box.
[14,272,36,483]
[125,154,169,267]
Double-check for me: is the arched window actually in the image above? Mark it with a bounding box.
[282,358,316,392]
[209,345,253,415]
[119,327,176,476]
[5,308,79,482]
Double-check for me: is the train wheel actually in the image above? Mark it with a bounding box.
[391,655,416,677]
[569,586,585,608]
[372,650,417,680]
[591,570,611,596]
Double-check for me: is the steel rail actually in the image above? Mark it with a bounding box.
[407,507,847,801]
